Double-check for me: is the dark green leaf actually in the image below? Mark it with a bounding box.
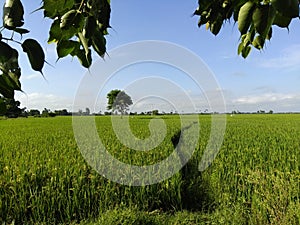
[197,11,209,27]
[83,16,97,38]
[1,48,21,78]
[48,19,77,43]
[193,8,202,16]
[0,72,21,98]
[273,12,292,28]
[3,0,24,29]
[43,0,74,19]
[252,5,275,37]
[238,1,255,35]
[252,35,265,50]
[0,41,14,64]
[233,0,249,22]
[244,26,255,46]
[238,42,244,55]
[197,0,213,12]
[91,29,106,58]
[60,10,82,30]
[22,39,45,73]
[241,45,251,58]
[88,0,111,31]
[78,32,90,58]
[57,40,80,58]
[0,47,20,75]
[271,0,299,18]
[210,16,223,35]
[76,49,92,68]
[266,27,272,40]
[13,27,30,34]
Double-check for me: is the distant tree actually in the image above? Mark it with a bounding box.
[85,107,90,115]
[152,110,159,115]
[257,110,266,114]
[54,109,69,116]
[29,109,41,117]
[78,109,83,116]
[268,110,274,114]
[42,108,50,117]
[48,112,56,117]
[106,90,133,116]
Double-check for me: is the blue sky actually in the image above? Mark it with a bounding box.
[10,1,300,113]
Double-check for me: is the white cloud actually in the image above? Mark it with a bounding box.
[15,92,73,111]
[258,45,300,69]
[232,92,300,112]
[233,93,295,104]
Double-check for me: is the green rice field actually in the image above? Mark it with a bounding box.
[0,114,299,224]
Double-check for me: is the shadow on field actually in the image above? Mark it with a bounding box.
[171,128,216,212]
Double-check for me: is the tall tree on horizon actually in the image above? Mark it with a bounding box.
[106,89,133,116]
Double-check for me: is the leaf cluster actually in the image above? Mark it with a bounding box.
[0,0,45,99]
[45,0,111,68]
[195,0,300,58]
[0,0,111,100]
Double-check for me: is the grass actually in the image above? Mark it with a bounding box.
[0,114,299,224]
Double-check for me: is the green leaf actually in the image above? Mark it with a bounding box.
[252,5,275,38]
[241,45,251,58]
[2,48,20,77]
[196,0,213,11]
[57,40,80,58]
[243,26,255,46]
[271,0,299,18]
[48,19,62,43]
[22,39,45,73]
[238,42,244,55]
[0,47,20,78]
[83,16,97,39]
[88,0,111,31]
[43,0,74,19]
[13,27,30,34]
[91,29,106,58]
[197,11,209,27]
[78,32,90,58]
[0,41,14,64]
[238,1,255,35]
[48,19,77,43]
[3,0,24,29]
[233,0,249,22]
[76,49,92,68]
[266,27,272,40]
[252,35,265,50]
[60,10,82,30]
[273,12,292,28]
[210,16,223,36]
[0,72,21,98]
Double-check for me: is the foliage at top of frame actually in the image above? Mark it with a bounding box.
[194,0,299,58]
[0,0,110,104]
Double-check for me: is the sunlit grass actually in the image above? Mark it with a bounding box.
[0,114,299,224]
